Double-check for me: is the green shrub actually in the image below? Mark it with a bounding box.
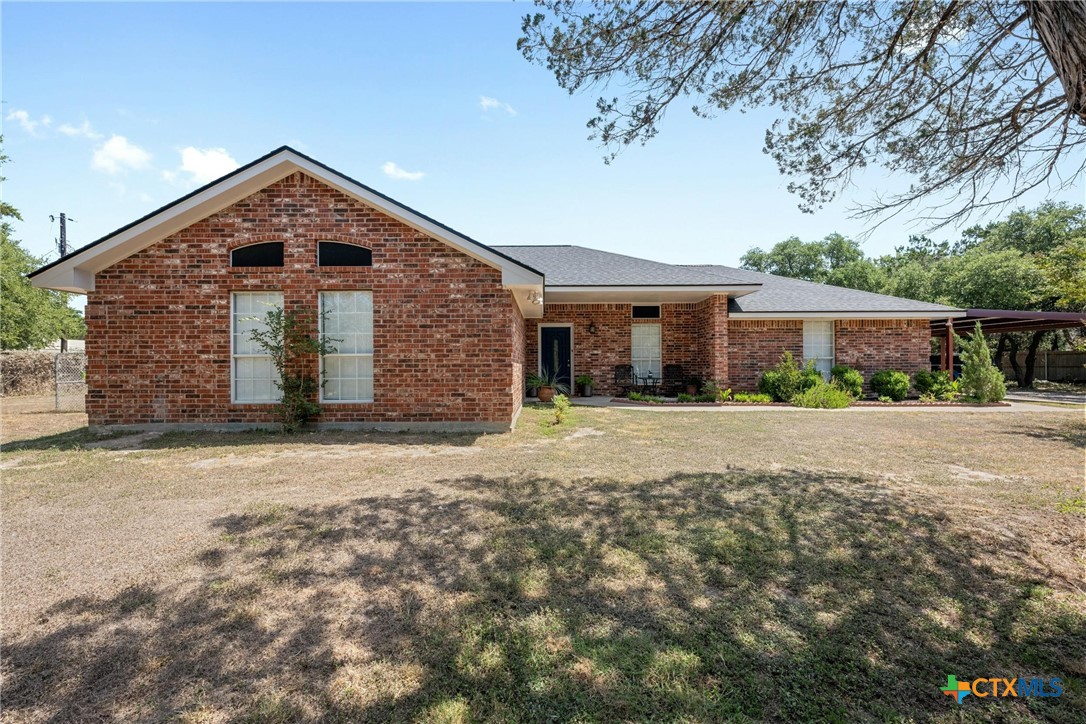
[676,393,694,402]
[758,351,821,402]
[870,369,910,401]
[912,369,960,401]
[792,379,852,409]
[878,395,894,403]
[701,381,732,402]
[551,393,571,424]
[956,323,1006,402]
[830,364,864,398]
[693,393,717,403]
[627,391,664,403]
[733,392,772,403]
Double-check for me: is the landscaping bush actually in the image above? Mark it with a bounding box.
[912,370,960,401]
[693,393,717,403]
[733,392,772,403]
[870,369,910,402]
[758,351,821,402]
[792,379,852,409]
[676,393,694,402]
[701,381,731,402]
[551,393,571,424]
[830,364,864,398]
[627,391,664,403]
[956,322,1006,402]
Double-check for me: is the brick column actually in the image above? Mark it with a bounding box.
[705,294,729,386]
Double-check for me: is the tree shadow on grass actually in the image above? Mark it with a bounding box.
[3,471,1083,722]
[1001,419,1086,451]
[0,426,486,453]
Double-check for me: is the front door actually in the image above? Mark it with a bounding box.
[540,326,572,389]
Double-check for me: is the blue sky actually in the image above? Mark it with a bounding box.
[4,1,1083,295]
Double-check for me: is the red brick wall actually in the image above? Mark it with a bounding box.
[834,319,931,385]
[728,319,804,391]
[728,318,931,391]
[85,172,520,429]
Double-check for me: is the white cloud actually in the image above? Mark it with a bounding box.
[381,161,425,181]
[57,119,103,140]
[479,96,517,116]
[175,146,239,185]
[6,109,52,136]
[92,135,152,174]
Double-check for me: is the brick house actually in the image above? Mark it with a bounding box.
[30,147,964,432]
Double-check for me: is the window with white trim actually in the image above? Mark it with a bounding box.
[320,291,374,402]
[803,320,834,379]
[232,292,283,403]
[631,324,662,379]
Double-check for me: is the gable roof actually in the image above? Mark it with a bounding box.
[491,245,755,287]
[29,146,544,294]
[689,265,962,315]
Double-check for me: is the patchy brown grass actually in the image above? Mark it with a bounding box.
[1,398,1083,721]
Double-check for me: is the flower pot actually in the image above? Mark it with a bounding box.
[686,384,698,395]
[581,384,594,397]
[538,386,555,403]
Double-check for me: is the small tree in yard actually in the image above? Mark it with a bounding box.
[957,322,1007,403]
[248,307,338,433]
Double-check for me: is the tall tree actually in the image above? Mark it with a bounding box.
[521,2,1086,226]
[740,233,866,282]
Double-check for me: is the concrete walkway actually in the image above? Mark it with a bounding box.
[1005,389,1085,406]
[562,396,1079,413]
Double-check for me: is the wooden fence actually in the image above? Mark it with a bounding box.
[1000,351,1086,382]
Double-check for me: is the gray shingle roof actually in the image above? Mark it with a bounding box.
[491,245,756,286]
[688,265,961,314]
[493,245,960,314]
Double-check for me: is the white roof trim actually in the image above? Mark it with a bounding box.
[29,147,544,296]
[729,311,967,320]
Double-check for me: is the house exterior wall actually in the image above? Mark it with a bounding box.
[728,317,932,391]
[834,319,931,386]
[84,171,520,431]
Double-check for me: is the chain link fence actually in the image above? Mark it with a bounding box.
[54,353,87,412]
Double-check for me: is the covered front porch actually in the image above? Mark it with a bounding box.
[525,296,730,397]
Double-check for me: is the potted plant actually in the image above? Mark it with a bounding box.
[575,373,595,397]
[525,373,541,398]
[684,376,701,396]
[532,370,569,403]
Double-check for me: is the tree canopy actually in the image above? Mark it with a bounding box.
[520,1,1086,227]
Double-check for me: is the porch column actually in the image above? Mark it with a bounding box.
[706,294,729,385]
[945,318,955,379]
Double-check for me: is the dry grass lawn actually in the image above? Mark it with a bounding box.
[1,396,1084,722]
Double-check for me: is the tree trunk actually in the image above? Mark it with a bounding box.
[1025,0,1086,125]
[1007,335,1024,387]
[994,334,1009,372]
[1021,331,1048,388]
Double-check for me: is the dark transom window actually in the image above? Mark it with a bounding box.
[632,305,661,319]
[318,242,372,267]
[231,242,284,267]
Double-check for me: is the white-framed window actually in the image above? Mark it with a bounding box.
[231,291,283,403]
[631,324,662,379]
[320,291,374,402]
[803,320,835,379]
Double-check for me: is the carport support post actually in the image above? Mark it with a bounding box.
[945,319,955,380]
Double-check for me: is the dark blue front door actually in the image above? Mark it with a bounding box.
[540,327,572,388]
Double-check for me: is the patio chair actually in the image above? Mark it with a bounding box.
[613,364,634,395]
[663,364,684,395]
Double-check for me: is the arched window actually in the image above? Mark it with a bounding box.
[231,242,284,267]
[318,241,372,267]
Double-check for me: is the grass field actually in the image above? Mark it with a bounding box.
[1,397,1083,722]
